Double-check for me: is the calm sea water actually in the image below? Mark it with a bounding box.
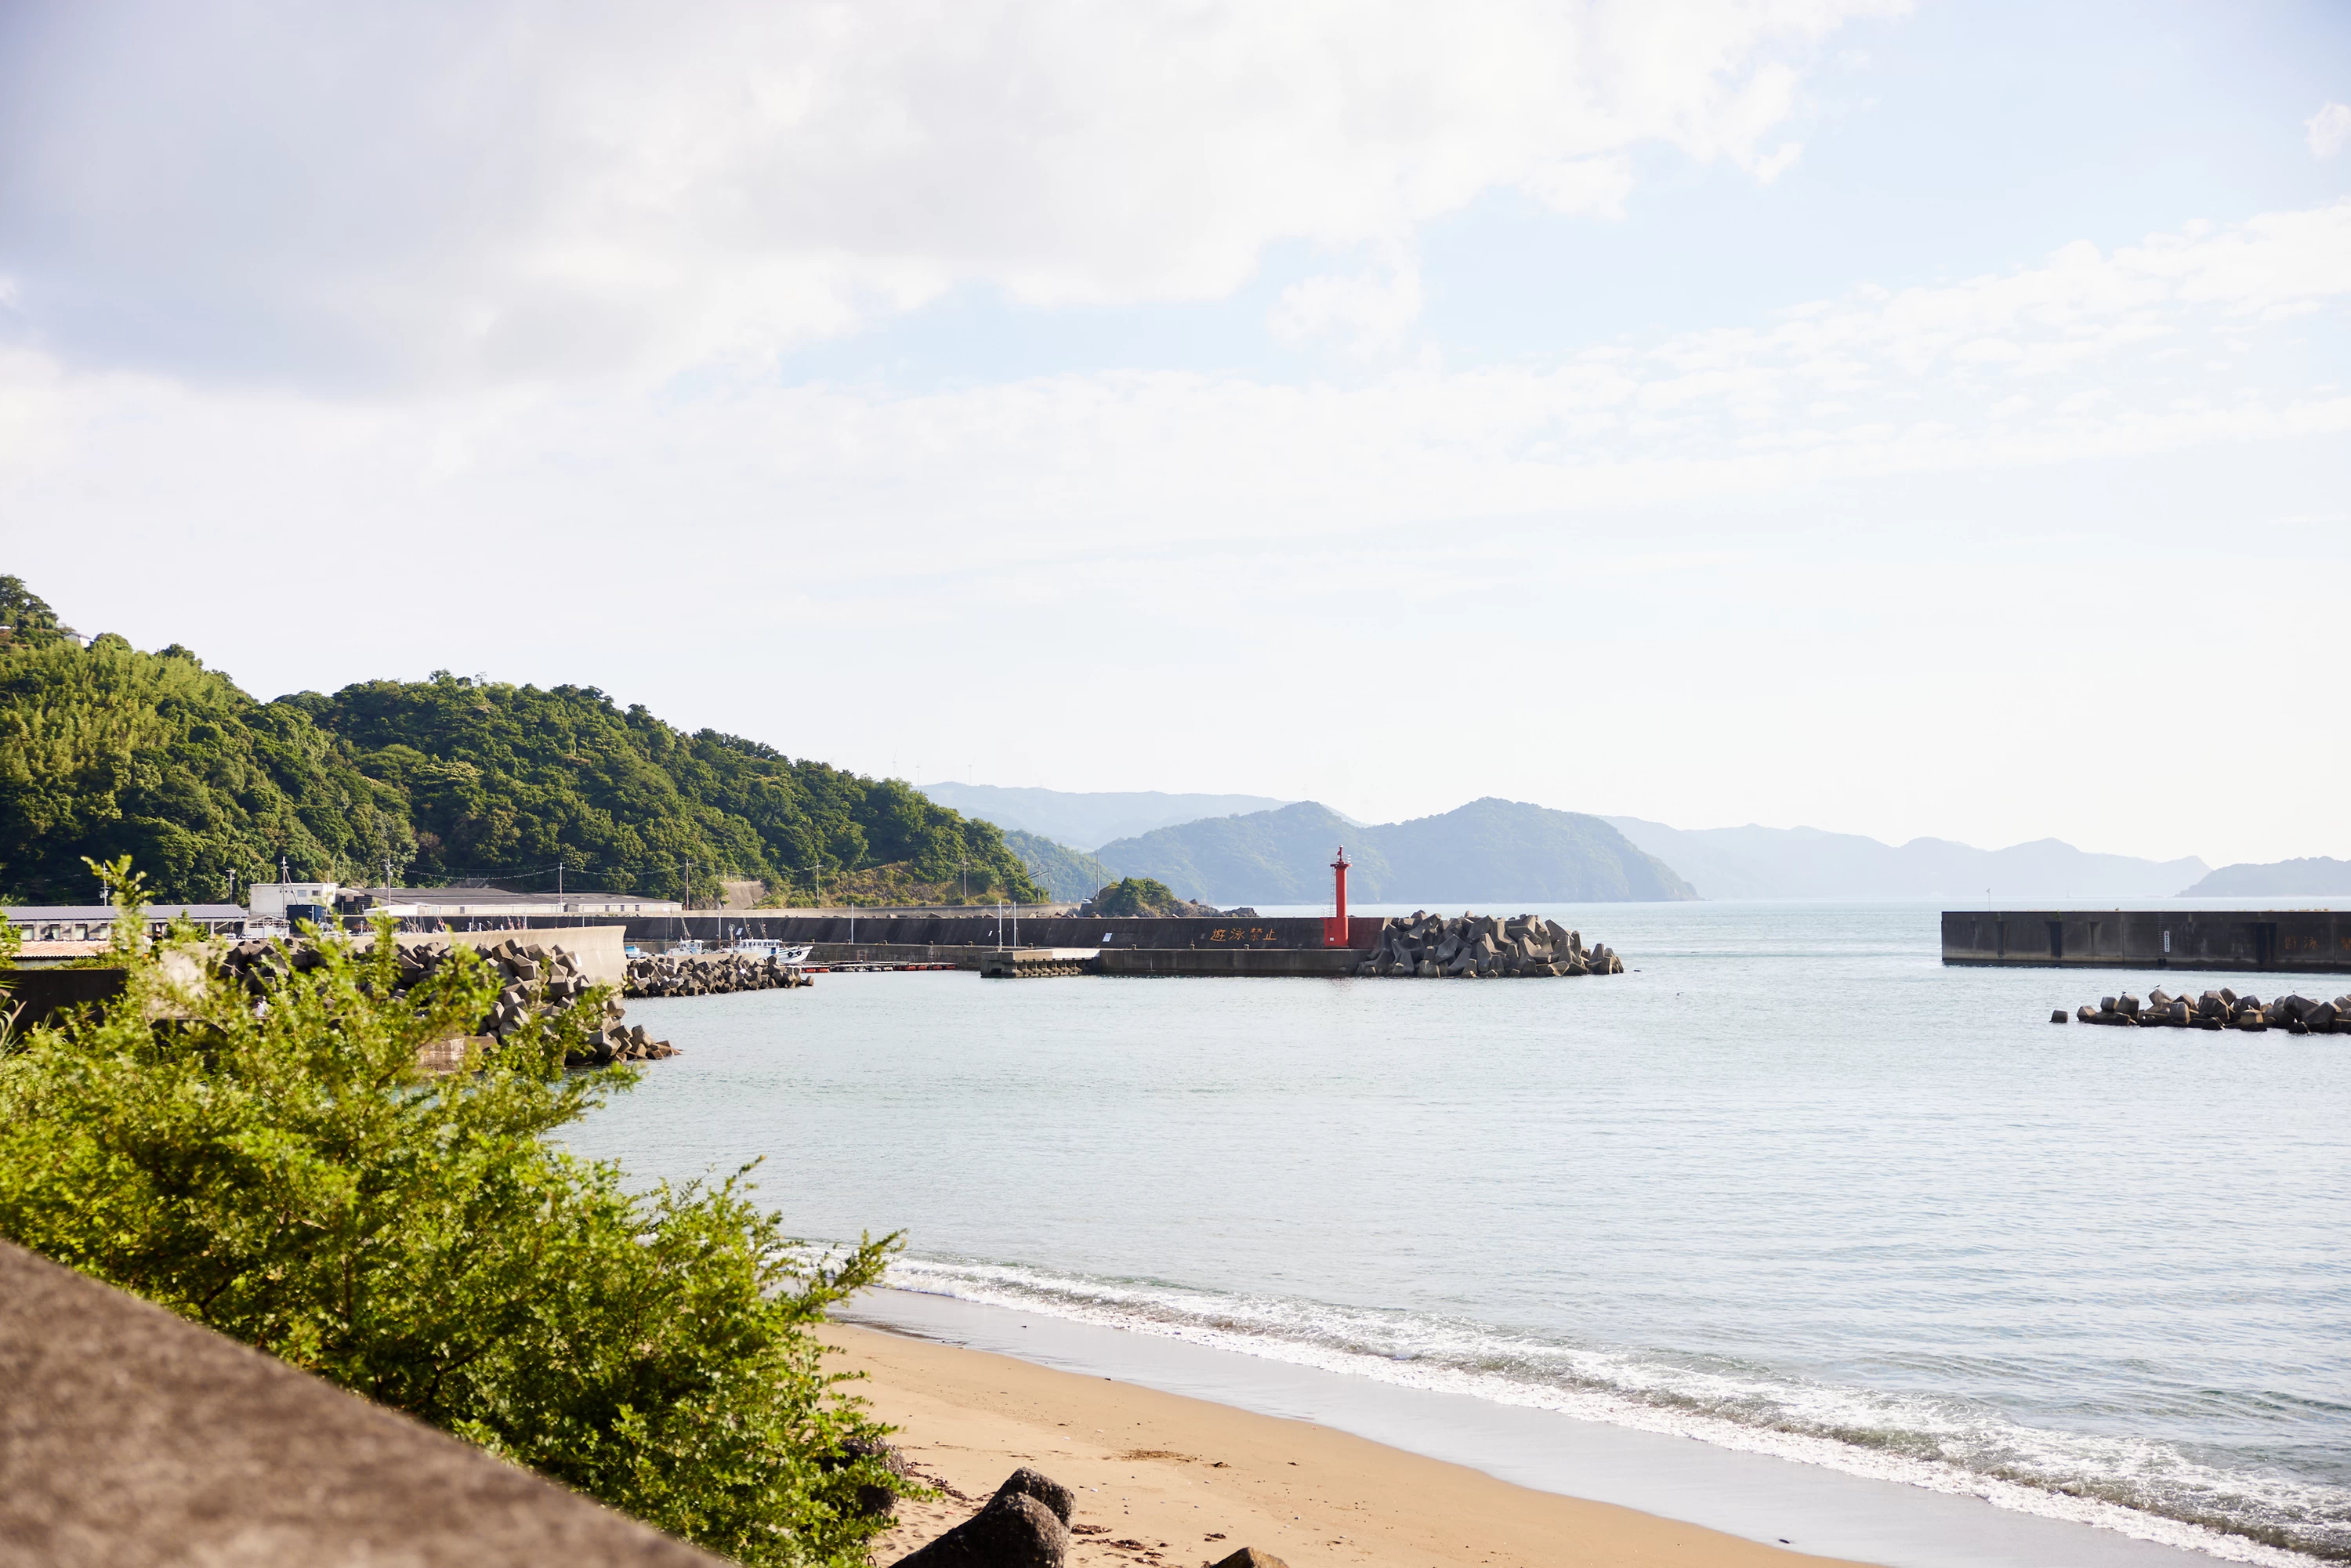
[565,902,2351,1564]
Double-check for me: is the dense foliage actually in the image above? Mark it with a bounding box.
[0,631,412,904]
[1086,877,1187,916]
[0,867,903,1566]
[290,674,1038,904]
[0,574,1040,905]
[1000,828,1115,904]
[0,574,72,646]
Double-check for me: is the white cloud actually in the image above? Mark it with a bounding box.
[4,199,2342,864]
[0,0,1893,388]
[2309,102,2351,158]
[5,201,2344,567]
[1751,141,1806,183]
[1269,257,1426,354]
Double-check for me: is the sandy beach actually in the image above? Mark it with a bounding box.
[825,1321,1869,1568]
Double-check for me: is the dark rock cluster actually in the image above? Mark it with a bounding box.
[1356,911,1622,978]
[2068,986,2350,1032]
[215,936,674,1066]
[623,951,812,998]
[887,1467,1289,1568]
[892,1467,1074,1568]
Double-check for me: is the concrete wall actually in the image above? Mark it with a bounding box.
[0,1240,721,1566]
[619,913,1353,950]
[1096,947,1359,977]
[4,966,127,1029]
[1943,910,2351,973]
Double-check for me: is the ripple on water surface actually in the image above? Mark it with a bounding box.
[567,903,2351,1563]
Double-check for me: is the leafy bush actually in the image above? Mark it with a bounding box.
[0,862,904,1566]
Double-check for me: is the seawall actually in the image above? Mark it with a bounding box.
[624,914,1378,951]
[1943,910,2351,972]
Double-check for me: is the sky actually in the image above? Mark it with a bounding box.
[2,0,2346,867]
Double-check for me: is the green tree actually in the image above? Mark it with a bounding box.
[0,574,71,646]
[1089,877,1186,916]
[0,865,904,1566]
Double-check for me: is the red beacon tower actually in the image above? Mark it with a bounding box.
[1323,846,1351,948]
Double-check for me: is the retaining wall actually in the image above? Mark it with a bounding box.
[3,966,128,1029]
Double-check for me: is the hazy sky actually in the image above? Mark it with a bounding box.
[3,0,2346,866]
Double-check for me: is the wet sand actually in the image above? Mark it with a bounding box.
[826,1320,1868,1568]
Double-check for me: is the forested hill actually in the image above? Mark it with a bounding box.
[998,829,1117,904]
[0,575,1040,906]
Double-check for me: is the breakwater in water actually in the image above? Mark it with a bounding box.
[1353,912,1621,978]
[2070,984,2351,1032]
[1947,909,2351,972]
[624,951,813,998]
[218,935,673,1067]
[625,914,1347,951]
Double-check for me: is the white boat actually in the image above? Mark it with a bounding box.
[719,938,813,965]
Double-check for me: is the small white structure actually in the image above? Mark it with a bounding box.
[245,882,340,920]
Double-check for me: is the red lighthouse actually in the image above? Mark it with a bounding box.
[1323,846,1350,948]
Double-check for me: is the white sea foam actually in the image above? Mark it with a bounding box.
[887,1255,2345,1566]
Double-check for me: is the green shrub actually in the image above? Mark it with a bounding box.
[1088,876,1186,917]
[0,861,902,1566]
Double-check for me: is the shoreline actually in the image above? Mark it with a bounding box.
[824,1319,1865,1568]
[832,1288,2238,1568]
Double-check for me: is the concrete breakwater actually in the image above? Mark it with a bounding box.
[1944,909,2350,972]
[625,914,1342,951]
[623,951,813,998]
[1354,912,1621,978]
[2067,985,2351,1031]
[216,935,674,1068]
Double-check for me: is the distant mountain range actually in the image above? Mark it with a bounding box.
[916,783,1295,851]
[928,780,2292,905]
[2179,857,2351,896]
[1089,798,1695,906]
[1601,818,2208,901]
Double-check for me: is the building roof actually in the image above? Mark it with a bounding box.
[342,887,679,914]
[5,905,248,922]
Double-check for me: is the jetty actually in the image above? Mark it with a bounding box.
[1943,909,2349,973]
